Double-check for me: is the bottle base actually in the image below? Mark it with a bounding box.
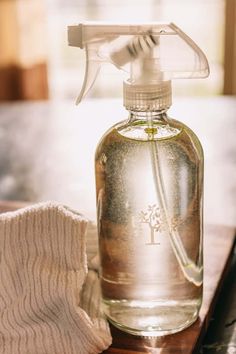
[103,299,200,337]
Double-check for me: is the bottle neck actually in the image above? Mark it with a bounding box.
[128,110,169,124]
[122,109,177,141]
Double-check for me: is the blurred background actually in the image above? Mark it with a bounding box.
[0,0,235,222]
[0,0,235,101]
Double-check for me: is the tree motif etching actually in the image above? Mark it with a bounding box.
[139,204,164,245]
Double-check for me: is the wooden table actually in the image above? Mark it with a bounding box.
[0,202,235,353]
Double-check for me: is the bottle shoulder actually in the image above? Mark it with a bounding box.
[173,118,203,157]
[96,115,202,152]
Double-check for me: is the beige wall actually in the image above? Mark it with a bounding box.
[0,0,48,100]
[0,0,48,67]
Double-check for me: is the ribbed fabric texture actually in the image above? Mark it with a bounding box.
[0,202,112,354]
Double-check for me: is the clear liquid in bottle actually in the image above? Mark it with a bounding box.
[95,113,203,336]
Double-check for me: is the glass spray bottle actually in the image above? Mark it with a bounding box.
[68,23,209,336]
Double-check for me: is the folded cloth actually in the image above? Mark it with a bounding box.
[0,202,112,354]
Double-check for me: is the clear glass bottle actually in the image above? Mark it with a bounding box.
[95,109,203,336]
[67,21,209,336]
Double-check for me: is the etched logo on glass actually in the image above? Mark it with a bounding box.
[138,205,183,245]
[139,204,164,245]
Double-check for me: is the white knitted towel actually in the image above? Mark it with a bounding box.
[0,202,112,354]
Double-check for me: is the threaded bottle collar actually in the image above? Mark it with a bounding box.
[123,80,172,111]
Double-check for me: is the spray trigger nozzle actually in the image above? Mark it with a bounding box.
[68,22,209,104]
